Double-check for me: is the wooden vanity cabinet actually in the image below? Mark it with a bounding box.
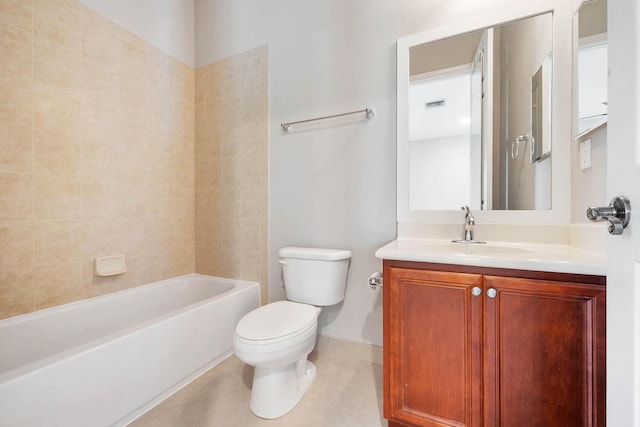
[383,260,606,427]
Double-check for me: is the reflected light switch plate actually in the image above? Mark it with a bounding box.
[580,139,592,170]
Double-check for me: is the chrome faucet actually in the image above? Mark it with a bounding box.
[462,206,475,241]
[453,206,486,244]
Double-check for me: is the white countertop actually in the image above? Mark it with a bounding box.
[375,238,607,276]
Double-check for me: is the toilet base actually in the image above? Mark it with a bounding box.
[249,357,316,419]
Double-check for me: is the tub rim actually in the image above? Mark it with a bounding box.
[0,274,260,384]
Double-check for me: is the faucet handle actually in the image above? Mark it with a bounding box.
[453,205,485,244]
[461,206,474,224]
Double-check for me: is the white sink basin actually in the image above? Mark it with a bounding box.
[420,242,537,257]
[375,238,607,276]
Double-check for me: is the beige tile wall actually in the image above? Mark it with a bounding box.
[194,46,269,305]
[0,0,195,319]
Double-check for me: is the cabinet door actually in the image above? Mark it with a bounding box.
[483,276,606,427]
[386,267,483,427]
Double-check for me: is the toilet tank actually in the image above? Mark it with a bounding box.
[279,247,351,306]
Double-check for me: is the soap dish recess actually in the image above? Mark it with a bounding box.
[95,255,127,277]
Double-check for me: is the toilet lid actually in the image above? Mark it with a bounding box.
[236,301,318,341]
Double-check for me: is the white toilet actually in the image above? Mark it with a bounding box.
[233,247,351,419]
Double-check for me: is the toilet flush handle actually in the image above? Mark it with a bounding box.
[278,260,290,267]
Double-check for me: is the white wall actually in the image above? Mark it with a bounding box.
[195,0,571,346]
[77,0,195,67]
[571,128,607,222]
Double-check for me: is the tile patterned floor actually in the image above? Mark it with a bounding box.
[130,349,387,427]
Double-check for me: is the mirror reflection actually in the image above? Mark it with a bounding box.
[407,12,553,211]
[575,0,607,138]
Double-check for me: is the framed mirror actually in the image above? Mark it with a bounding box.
[397,1,572,224]
[405,12,552,212]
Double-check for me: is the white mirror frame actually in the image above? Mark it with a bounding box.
[397,0,572,224]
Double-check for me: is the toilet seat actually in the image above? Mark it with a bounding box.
[235,301,319,345]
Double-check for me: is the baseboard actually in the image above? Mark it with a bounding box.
[316,334,383,366]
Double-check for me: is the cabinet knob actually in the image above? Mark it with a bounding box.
[487,288,497,298]
[471,286,482,296]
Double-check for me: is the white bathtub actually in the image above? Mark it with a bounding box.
[0,274,260,426]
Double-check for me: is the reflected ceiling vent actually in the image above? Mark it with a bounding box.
[425,99,446,109]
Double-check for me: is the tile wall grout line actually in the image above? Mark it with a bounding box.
[79,5,86,300]
[31,0,36,312]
